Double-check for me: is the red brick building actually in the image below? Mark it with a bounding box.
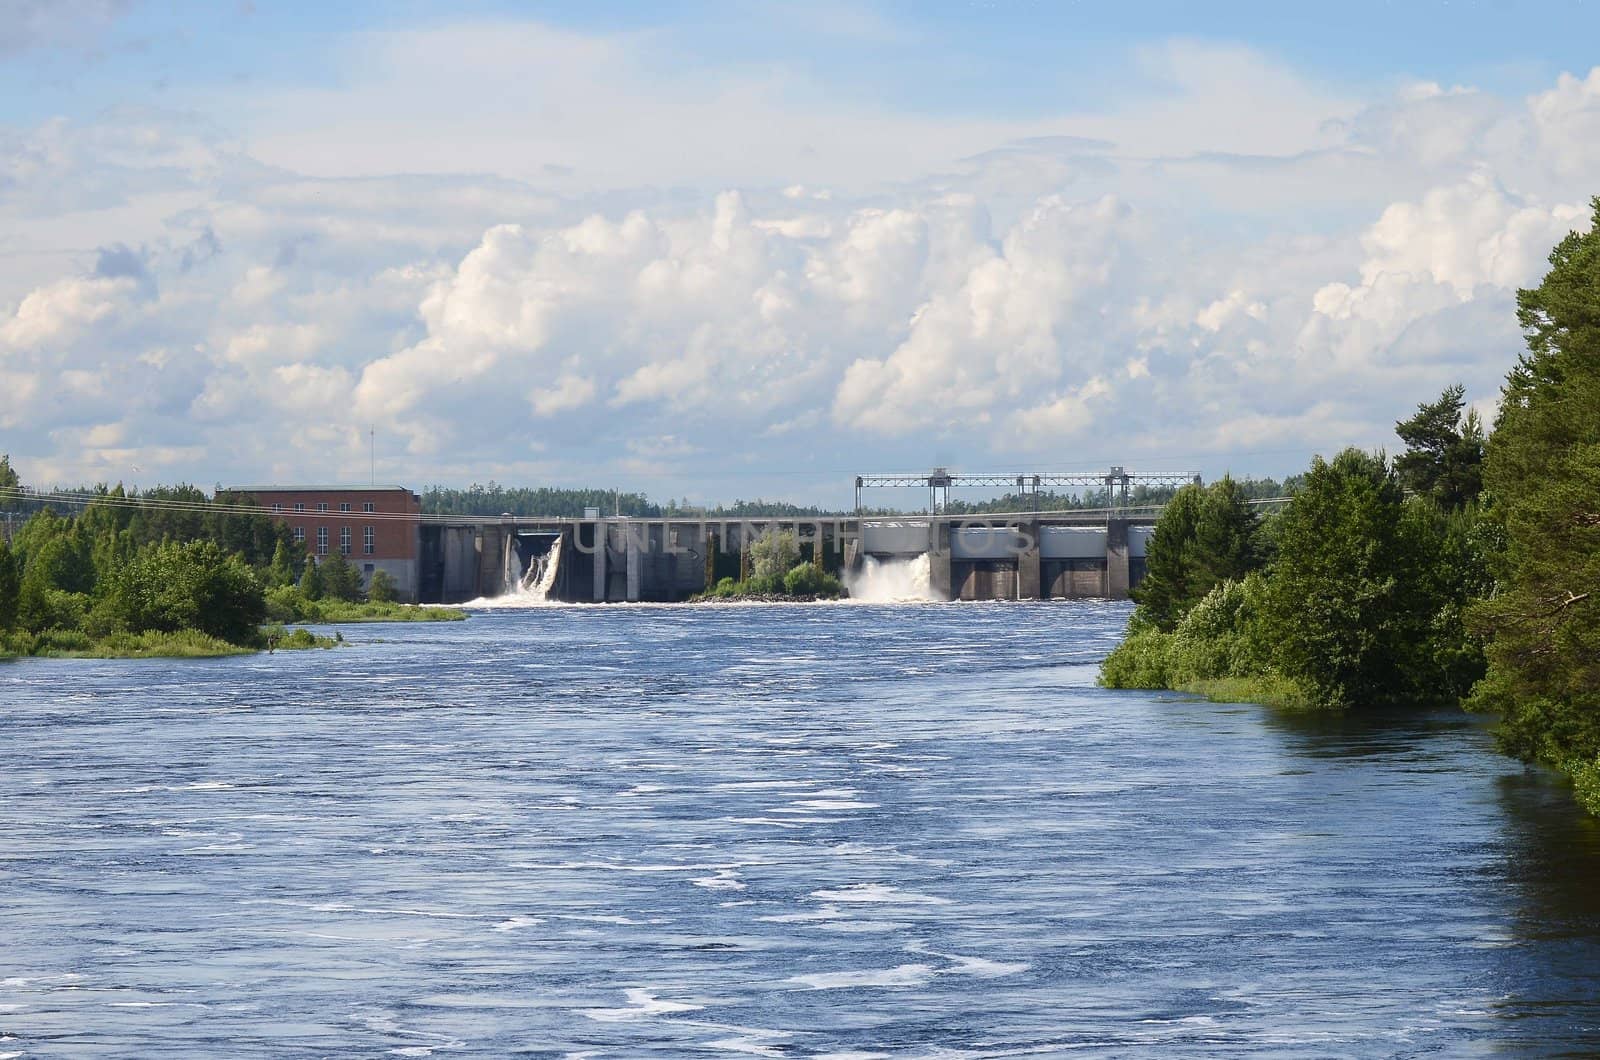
[226,485,422,601]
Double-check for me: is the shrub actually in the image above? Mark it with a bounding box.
[1099,627,1175,689]
[784,563,842,597]
[748,530,800,581]
[367,569,397,603]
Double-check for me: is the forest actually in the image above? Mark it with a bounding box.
[1101,199,1600,815]
[0,481,454,658]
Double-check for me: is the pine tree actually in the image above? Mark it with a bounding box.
[1468,198,1600,812]
[299,558,325,601]
[0,540,18,631]
[1395,384,1484,510]
[267,542,296,588]
[1132,479,1262,631]
[1130,484,1203,630]
[319,551,364,603]
[1262,449,1439,709]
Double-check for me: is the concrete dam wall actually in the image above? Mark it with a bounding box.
[420,514,1157,605]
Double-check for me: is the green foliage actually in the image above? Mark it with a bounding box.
[264,584,463,623]
[1,627,251,658]
[1263,449,1447,709]
[1466,197,1600,786]
[1103,575,1279,693]
[694,566,843,601]
[318,551,365,603]
[262,625,339,650]
[299,558,325,600]
[267,542,297,588]
[0,540,18,631]
[1107,449,1489,715]
[1395,384,1485,509]
[0,453,18,492]
[748,530,801,582]
[784,562,843,597]
[423,484,661,518]
[367,568,397,603]
[1131,477,1264,631]
[95,540,265,644]
[1099,627,1175,689]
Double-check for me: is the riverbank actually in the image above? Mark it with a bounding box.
[0,628,339,659]
[0,610,447,659]
[276,599,468,624]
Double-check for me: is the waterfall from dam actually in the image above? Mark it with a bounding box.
[845,553,940,602]
[525,536,564,600]
[492,536,564,604]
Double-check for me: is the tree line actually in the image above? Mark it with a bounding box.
[1102,198,1600,815]
[418,480,1299,519]
[0,485,401,655]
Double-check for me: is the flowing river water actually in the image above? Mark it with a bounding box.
[3,601,1599,1057]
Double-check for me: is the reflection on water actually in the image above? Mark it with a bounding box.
[0,600,1597,1056]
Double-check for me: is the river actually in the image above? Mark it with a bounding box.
[3,601,1598,1057]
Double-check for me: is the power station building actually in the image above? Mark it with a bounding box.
[226,485,423,602]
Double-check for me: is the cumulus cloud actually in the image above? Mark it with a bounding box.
[3,19,1600,499]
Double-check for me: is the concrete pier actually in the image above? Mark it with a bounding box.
[422,511,1156,605]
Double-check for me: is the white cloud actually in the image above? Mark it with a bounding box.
[3,19,1600,498]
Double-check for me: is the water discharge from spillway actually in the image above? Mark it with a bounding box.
[844,553,941,602]
[473,536,566,607]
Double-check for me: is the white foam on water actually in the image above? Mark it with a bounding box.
[788,963,936,990]
[944,954,1031,978]
[809,883,952,906]
[704,1030,792,1056]
[578,988,704,1022]
[818,920,910,934]
[492,916,544,932]
[843,554,941,602]
[758,904,845,923]
[723,817,802,829]
[691,870,746,891]
[463,536,568,608]
[790,799,878,811]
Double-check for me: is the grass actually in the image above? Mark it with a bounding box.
[1173,675,1316,712]
[263,626,341,650]
[3,628,254,659]
[0,624,344,660]
[281,598,467,624]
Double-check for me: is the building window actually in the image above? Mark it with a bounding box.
[316,527,328,555]
[363,526,375,554]
[292,526,304,543]
[294,502,305,513]
[316,502,329,512]
[363,501,375,513]
[271,503,282,513]
[339,502,351,512]
[340,526,352,555]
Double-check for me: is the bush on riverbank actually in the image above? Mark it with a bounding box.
[1,627,253,658]
[264,585,466,624]
[694,562,844,602]
[1104,203,1600,814]
[0,476,465,658]
[1102,450,1491,711]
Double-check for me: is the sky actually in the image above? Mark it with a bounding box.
[3,0,1600,507]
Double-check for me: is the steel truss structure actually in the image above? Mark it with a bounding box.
[853,467,1203,512]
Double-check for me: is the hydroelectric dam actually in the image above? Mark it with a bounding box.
[419,468,1202,605]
